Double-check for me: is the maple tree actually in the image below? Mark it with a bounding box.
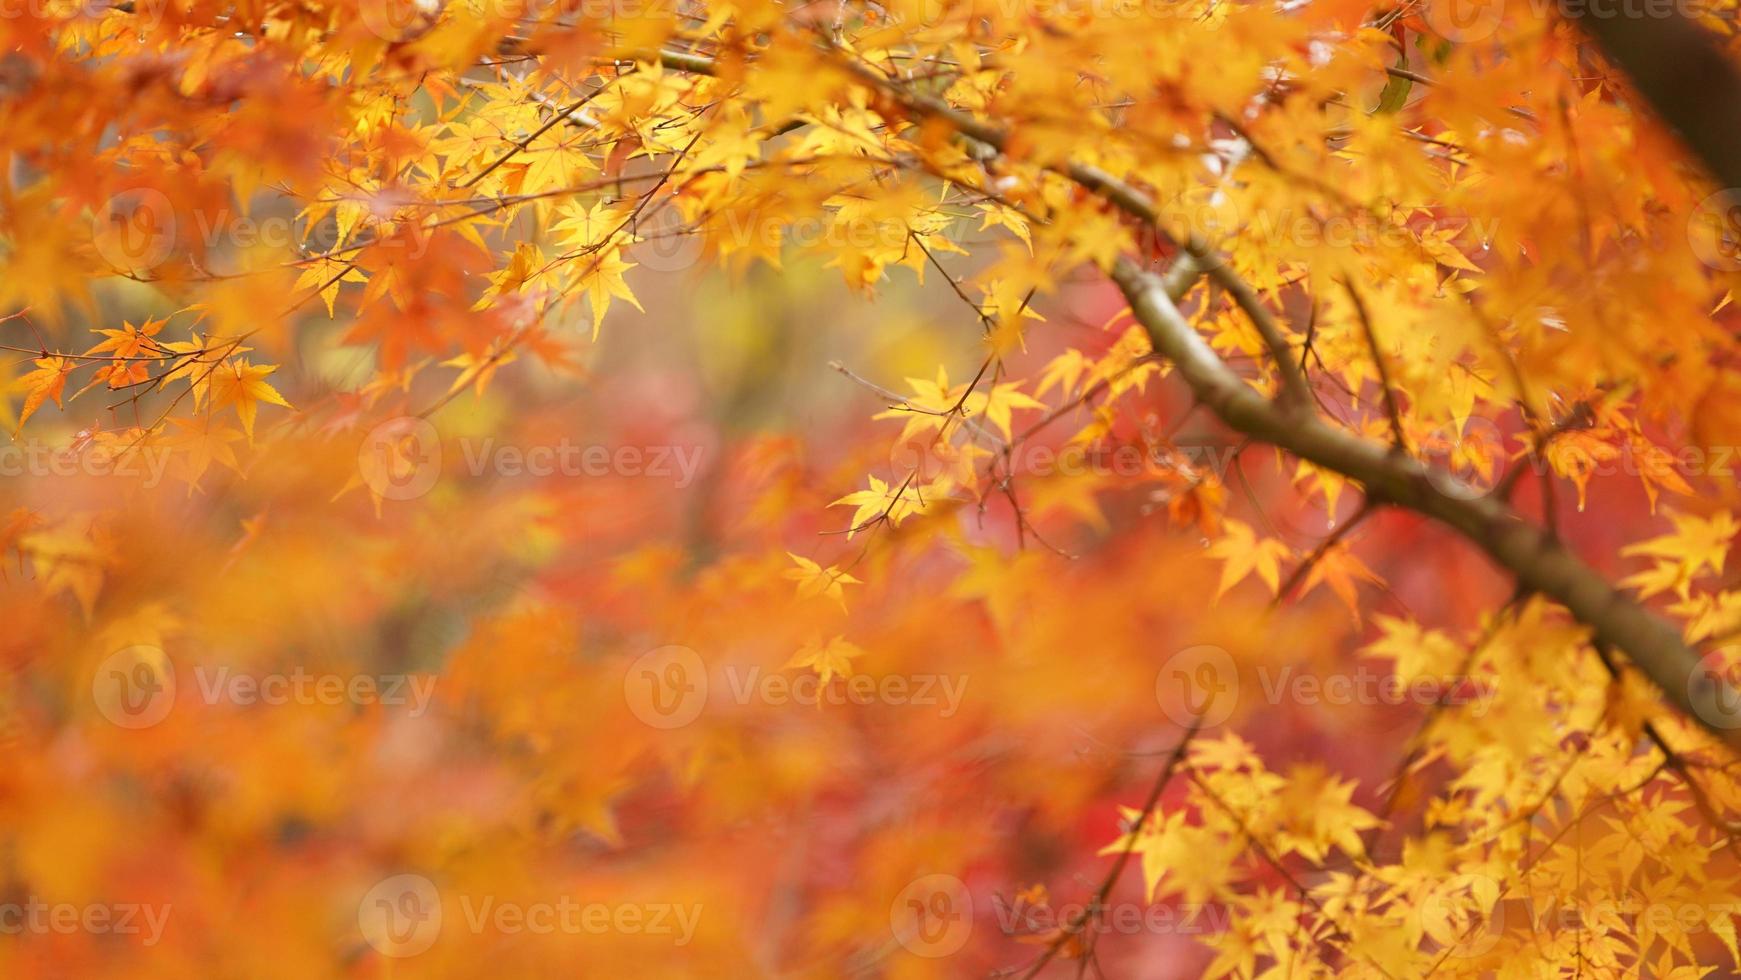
[9,0,1741,975]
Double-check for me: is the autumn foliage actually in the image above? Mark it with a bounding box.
[9,0,1741,975]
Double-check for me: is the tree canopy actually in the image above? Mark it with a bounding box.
[6,0,1741,976]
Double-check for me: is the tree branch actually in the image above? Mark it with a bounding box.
[1114,257,1741,751]
[1567,13,1741,194]
[805,42,1741,752]
[828,54,1313,410]
[468,42,1741,751]
[1015,720,1200,980]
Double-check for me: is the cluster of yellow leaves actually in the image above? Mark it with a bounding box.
[4,0,1741,976]
[1623,510,1740,601]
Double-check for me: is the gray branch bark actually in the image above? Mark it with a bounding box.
[1115,258,1740,751]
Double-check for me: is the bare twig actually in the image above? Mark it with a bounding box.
[1015,719,1201,980]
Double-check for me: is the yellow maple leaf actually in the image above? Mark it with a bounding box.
[208,359,291,440]
[15,356,74,432]
[969,381,1045,443]
[830,475,928,538]
[579,247,643,339]
[1299,543,1381,619]
[1206,519,1292,599]
[783,552,861,609]
[785,635,865,686]
[1620,510,1739,599]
